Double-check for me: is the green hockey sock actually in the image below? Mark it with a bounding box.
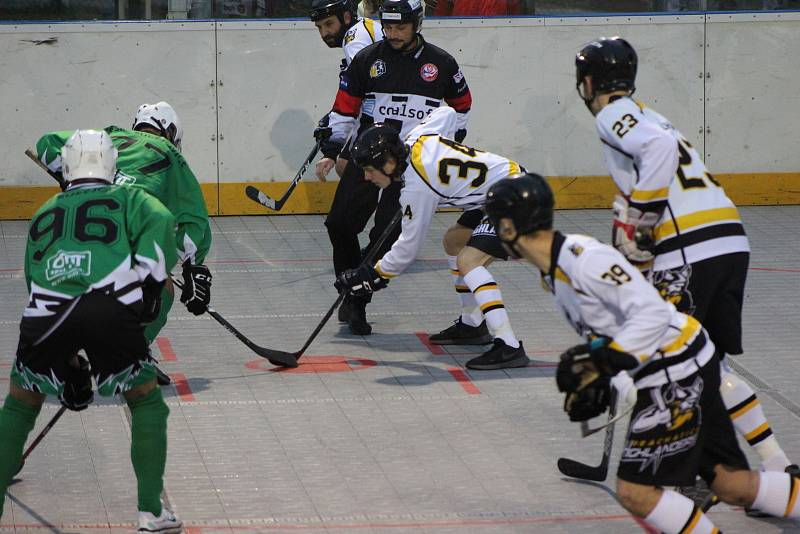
[128,387,169,515]
[144,286,174,345]
[0,395,40,519]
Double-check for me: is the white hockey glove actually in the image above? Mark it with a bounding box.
[612,195,659,265]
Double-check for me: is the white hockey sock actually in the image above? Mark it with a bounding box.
[719,364,790,470]
[463,266,519,348]
[448,256,482,327]
[752,470,800,518]
[644,489,718,534]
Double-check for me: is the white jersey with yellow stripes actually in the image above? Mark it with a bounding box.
[375,107,522,278]
[546,232,715,389]
[343,17,380,66]
[595,96,749,270]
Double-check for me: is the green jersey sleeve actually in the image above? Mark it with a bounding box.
[35,131,73,174]
[126,188,178,284]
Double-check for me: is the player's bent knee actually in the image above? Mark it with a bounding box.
[711,465,758,506]
[616,479,661,517]
[456,246,492,275]
[123,379,158,403]
[442,224,471,256]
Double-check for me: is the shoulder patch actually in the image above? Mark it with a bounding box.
[404,204,413,219]
[370,59,386,79]
[344,27,356,44]
[568,244,584,257]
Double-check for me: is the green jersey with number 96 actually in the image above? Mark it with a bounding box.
[36,127,211,265]
[24,184,177,318]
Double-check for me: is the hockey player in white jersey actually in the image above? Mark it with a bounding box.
[484,172,800,534]
[336,106,530,370]
[575,37,797,490]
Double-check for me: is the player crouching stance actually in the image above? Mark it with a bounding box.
[337,106,529,370]
[484,173,800,533]
[0,131,182,533]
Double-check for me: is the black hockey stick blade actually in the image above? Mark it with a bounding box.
[557,389,618,482]
[245,185,278,210]
[245,140,321,212]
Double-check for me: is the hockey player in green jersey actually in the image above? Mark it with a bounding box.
[0,130,183,533]
[35,102,213,384]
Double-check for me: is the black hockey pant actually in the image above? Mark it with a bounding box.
[325,159,402,276]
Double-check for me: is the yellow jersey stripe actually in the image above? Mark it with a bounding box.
[655,207,742,240]
[364,18,376,42]
[508,160,521,176]
[679,507,701,534]
[660,316,701,354]
[554,267,570,285]
[744,422,770,442]
[630,187,669,203]
[374,262,397,279]
[785,476,799,517]
[730,398,759,420]
[480,300,503,311]
[474,284,498,293]
[410,136,435,187]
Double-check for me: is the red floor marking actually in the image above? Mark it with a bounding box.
[0,267,22,273]
[415,332,446,355]
[170,373,195,402]
[0,513,647,531]
[751,266,800,273]
[155,337,177,362]
[632,515,659,533]
[245,356,377,374]
[447,368,481,395]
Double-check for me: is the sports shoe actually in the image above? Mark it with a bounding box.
[429,318,492,345]
[137,506,183,533]
[746,464,800,517]
[348,297,372,336]
[338,293,354,323]
[465,339,530,370]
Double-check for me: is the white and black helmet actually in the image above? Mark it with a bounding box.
[61,129,118,184]
[132,101,183,151]
[380,0,424,33]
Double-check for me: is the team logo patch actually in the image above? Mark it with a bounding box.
[453,69,464,84]
[344,27,356,44]
[420,63,438,82]
[370,59,387,78]
[114,171,136,186]
[46,250,91,283]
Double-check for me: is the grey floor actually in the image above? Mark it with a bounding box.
[1,207,799,533]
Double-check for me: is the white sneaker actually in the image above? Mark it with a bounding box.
[137,506,183,533]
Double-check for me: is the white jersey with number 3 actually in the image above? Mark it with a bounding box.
[374,107,522,278]
[595,97,749,270]
[546,232,715,389]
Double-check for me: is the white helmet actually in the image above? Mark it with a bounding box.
[132,101,183,151]
[61,129,118,183]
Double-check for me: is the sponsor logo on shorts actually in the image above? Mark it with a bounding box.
[653,264,695,315]
[45,250,91,283]
[370,59,387,78]
[472,222,497,237]
[420,63,438,82]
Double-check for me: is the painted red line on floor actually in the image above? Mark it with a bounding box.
[416,332,446,355]
[751,266,800,273]
[0,267,22,273]
[0,513,646,531]
[632,515,659,533]
[155,336,177,362]
[170,373,195,402]
[448,368,481,395]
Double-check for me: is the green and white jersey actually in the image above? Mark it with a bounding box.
[24,184,177,318]
[36,127,211,265]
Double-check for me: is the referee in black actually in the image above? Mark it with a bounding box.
[315,0,472,335]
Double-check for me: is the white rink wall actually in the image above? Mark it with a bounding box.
[1,12,798,210]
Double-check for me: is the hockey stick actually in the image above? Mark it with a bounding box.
[171,277,299,368]
[264,208,404,367]
[245,139,321,211]
[14,405,68,477]
[25,148,67,190]
[557,388,618,482]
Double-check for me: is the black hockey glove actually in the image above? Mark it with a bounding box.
[556,338,637,422]
[335,265,389,298]
[140,276,164,324]
[180,261,212,315]
[59,355,93,412]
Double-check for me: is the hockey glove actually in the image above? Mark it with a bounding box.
[140,276,164,324]
[60,355,93,412]
[612,195,660,265]
[180,261,212,315]
[454,129,467,143]
[335,264,389,298]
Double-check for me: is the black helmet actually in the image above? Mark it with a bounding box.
[485,173,554,244]
[575,37,637,105]
[380,0,424,33]
[351,123,409,180]
[309,0,354,21]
